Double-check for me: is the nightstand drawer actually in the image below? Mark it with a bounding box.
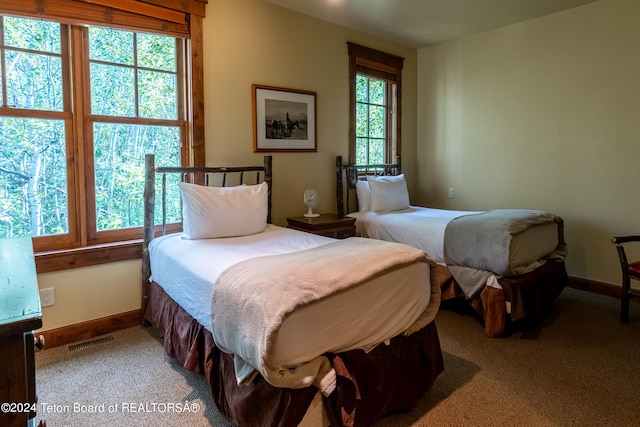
[286,214,356,239]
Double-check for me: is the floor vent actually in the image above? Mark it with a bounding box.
[69,335,114,351]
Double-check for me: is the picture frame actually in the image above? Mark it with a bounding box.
[253,84,317,152]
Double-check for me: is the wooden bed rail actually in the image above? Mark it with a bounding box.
[141,154,273,312]
[335,155,401,218]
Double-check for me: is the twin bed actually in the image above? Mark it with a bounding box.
[141,154,444,427]
[336,156,568,338]
[141,151,568,426]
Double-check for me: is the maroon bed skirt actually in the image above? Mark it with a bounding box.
[436,259,568,337]
[143,281,444,427]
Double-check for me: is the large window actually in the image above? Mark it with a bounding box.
[1,18,68,240]
[0,0,205,272]
[87,26,183,241]
[348,42,403,165]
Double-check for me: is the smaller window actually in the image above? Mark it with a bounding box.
[356,74,387,165]
[348,42,403,166]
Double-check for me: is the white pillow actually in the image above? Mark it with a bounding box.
[355,179,371,211]
[367,174,410,212]
[179,181,268,239]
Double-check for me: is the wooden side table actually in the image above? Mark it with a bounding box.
[0,237,45,427]
[286,213,356,239]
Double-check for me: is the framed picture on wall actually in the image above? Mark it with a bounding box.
[253,84,317,152]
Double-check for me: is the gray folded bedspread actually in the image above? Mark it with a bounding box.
[443,209,567,298]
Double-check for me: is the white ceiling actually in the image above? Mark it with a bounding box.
[262,0,599,48]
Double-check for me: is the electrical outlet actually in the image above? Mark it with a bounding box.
[448,187,455,199]
[40,287,55,307]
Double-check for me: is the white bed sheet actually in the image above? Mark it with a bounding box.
[349,206,477,264]
[149,224,335,331]
[149,225,431,372]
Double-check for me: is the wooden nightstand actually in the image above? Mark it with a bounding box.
[287,213,356,239]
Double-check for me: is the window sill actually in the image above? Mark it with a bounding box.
[35,240,143,274]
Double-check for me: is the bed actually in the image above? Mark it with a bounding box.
[141,154,444,427]
[336,155,568,338]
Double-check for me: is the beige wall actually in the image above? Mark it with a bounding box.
[36,261,141,331]
[417,0,639,285]
[36,0,417,331]
[203,0,417,225]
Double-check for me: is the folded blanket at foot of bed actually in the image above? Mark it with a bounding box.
[211,237,440,393]
[444,209,567,298]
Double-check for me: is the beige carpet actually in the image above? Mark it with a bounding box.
[35,287,640,426]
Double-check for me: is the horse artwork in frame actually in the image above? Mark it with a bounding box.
[253,84,317,152]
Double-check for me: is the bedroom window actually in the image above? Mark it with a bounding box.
[348,42,403,165]
[356,74,387,165]
[88,27,183,239]
[0,1,205,272]
[0,17,68,240]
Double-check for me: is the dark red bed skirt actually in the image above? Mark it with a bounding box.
[143,281,444,427]
[437,259,568,337]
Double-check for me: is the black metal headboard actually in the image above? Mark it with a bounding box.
[335,155,401,217]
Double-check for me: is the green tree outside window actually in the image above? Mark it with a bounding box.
[355,74,387,165]
[0,16,183,239]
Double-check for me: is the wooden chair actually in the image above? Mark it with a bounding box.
[611,236,640,323]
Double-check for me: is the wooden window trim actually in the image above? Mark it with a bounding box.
[0,0,188,38]
[140,0,208,18]
[80,0,187,23]
[1,1,206,272]
[35,240,142,273]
